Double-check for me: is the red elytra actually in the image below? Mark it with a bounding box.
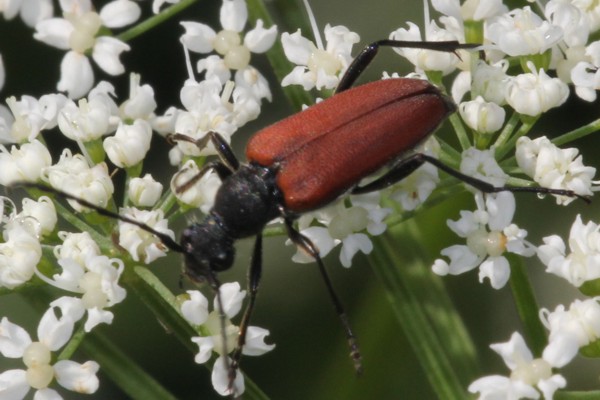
[246,78,454,212]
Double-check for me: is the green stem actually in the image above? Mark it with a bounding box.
[555,391,600,400]
[117,0,201,43]
[496,115,539,160]
[57,325,87,361]
[449,113,472,151]
[508,256,547,357]
[81,331,178,400]
[493,111,520,149]
[552,117,600,147]
[369,230,475,399]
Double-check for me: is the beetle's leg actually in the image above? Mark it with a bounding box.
[204,271,240,398]
[337,40,479,93]
[229,233,263,390]
[352,153,590,203]
[284,217,363,374]
[172,160,232,194]
[168,131,240,171]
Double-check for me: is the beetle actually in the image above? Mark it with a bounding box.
[13,39,585,395]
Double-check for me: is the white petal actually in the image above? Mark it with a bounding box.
[290,226,338,263]
[0,369,29,399]
[181,290,209,326]
[99,0,140,28]
[215,282,246,319]
[21,0,54,27]
[339,233,373,268]
[486,192,515,231]
[440,245,480,275]
[191,336,214,364]
[92,36,130,75]
[180,22,216,53]
[244,19,277,53]
[0,317,31,358]
[538,374,567,400]
[241,326,275,356]
[37,307,74,351]
[220,0,247,32]
[34,18,73,49]
[57,51,94,99]
[84,308,114,332]
[281,30,312,65]
[34,388,63,400]
[490,332,532,369]
[543,332,580,368]
[50,297,86,323]
[478,256,510,289]
[211,356,244,397]
[54,359,100,393]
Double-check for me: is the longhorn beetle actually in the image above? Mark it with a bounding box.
[12,39,586,395]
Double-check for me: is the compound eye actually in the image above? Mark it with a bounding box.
[211,249,234,272]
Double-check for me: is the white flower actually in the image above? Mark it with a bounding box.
[537,215,600,286]
[4,93,68,143]
[0,0,52,27]
[540,298,600,368]
[0,140,52,185]
[468,332,566,399]
[118,207,174,263]
[505,63,569,116]
[432,191,534,289]
[485,7,563,56]
[0,309,99,398]
[120,73,158,121]
[181,282,275,397]
[471,60,510,105]
[180,0,277,97]
[290,194,390,267]
[460,147,508,187]
[18,195,57,237]
[172,78,238,160]
[516,136,596,205]
[53,231,101,265]
[571,0,600,31]
[459,96,505,134]
[390,20,461,75]
[390,137,440,211]
[0,220,42,289]
[571,41,600,102]
[41,149,114,211]
[128,174,163,207]
[57,83,119,142]
[34,0,138,98]
[103,120,152,168]
[281,24,359,90]
[170,160,221,214]
[36,250,126,331]
[545,0,589,47]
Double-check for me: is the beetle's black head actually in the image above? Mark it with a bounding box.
[180,216,235,283]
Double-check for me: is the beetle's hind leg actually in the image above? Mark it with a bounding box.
[284,217,363,374]
[352,152,589,203]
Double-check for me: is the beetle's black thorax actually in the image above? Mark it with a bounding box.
[211,163,282,239]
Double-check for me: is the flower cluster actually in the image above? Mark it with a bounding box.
[1,0,600,398]
[180,282,274,396]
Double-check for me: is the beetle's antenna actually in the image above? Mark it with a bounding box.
[9,181,185,253]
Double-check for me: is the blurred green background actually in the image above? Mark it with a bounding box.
[1,0,600,398]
